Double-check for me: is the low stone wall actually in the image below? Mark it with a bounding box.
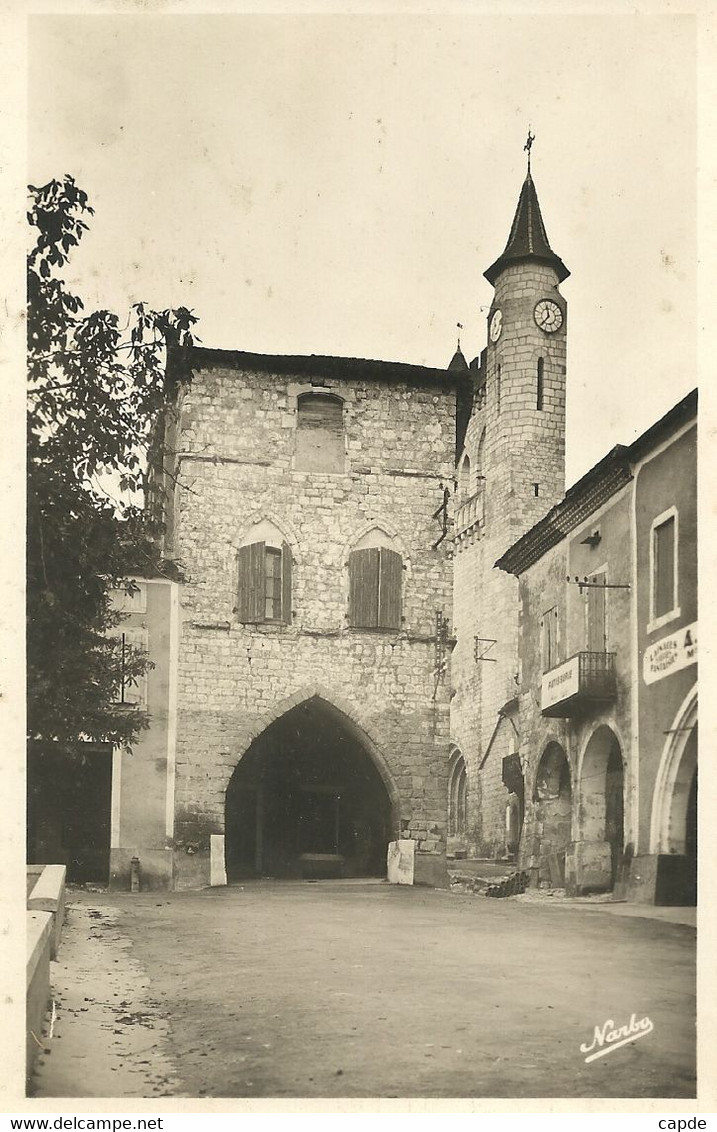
[27,864,66,959]
[26,910,53,1087]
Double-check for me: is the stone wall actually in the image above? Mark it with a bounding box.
[163,355,460,887]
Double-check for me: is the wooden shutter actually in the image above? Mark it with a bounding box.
[378,548,402,630]
[237,541,266,623]
[348,548,379,628]
[281,541,292,624]
[587,575,607,652]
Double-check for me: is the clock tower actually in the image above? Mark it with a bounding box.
[482,166,569,540]
[450,155,570,859]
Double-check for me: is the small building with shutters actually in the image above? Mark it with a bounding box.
[122,346,470,890]
[495,390,697,904]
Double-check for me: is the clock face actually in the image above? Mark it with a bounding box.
[489,308,503,343]
[534,299,563,333]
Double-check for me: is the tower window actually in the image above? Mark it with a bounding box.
[537,358,545,411]
[533,483,540,497]
[496,365,501,414]
[295,392,344,473]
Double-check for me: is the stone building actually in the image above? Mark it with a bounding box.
[28,155,696,905]
[495,390,697,903]
[122,349,470,890]
[449,167,569,858]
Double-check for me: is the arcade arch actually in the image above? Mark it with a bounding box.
[578,725,625,889]
[224,695,397,881]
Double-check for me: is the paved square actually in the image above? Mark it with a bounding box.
[34,883,696,1099]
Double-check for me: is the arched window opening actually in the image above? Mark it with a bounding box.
[296,392,344,473]
[348,528,402,631]
[236,520,292,625]
[537,357,545,411]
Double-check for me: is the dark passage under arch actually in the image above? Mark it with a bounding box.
[225,698,394,880]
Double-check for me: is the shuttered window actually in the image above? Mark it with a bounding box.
[348,547,402,630]
[653,515,676,619]
[237,541,292,624]
[540,607,558,673]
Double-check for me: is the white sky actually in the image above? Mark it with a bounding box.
[28,11,698,486]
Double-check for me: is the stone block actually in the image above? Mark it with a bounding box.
[27,864,66,959]
[26,910,53,1087]
[565,840,612,895]
[387,839,415,885]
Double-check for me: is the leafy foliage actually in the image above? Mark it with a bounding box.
[27,175,197,750]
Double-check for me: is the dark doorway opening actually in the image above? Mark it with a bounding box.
[225,698,394,881]
[605,741,625,888]
[27,742,113,884]
[684,767,697,904]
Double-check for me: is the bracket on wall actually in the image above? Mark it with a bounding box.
[566,576,631,594]
[474,637,497,663]
[431,484,451,549]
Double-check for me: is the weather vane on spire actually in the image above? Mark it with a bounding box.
[457,322,463,350]
[524,127,535,173]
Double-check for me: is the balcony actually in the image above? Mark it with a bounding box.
[541,651,617,717]
[454,486,484,541]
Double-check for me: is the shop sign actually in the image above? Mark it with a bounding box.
[643,621,697,685]
[541,655,580,710]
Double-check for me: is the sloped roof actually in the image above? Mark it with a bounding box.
[484,172,570,286]
[187,347,470,392]
[495,388,697,577]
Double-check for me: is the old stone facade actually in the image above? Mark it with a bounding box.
[145,352,469,889]
[496,391,697,903]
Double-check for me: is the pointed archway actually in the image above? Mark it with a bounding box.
[650,686,697,905]
[447,747,468,856]
[225,696,397,880]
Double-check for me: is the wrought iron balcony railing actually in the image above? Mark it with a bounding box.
[541,651,617,717]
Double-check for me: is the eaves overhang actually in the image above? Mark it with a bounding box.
[183,346,472,395]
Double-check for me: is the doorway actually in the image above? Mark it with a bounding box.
[579,725,625,892]
[225,697,395,880]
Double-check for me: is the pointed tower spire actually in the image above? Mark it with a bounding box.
[484,145,570,286]
[448,322,469,371]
